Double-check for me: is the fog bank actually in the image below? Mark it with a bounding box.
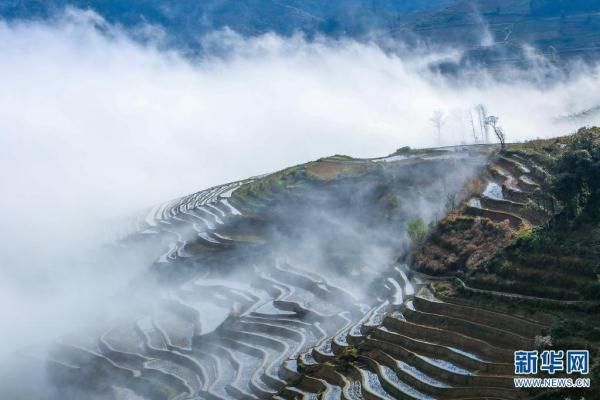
[1,9,600,357]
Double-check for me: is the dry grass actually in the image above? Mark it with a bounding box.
[306,161,346,180]
[413,214,513,275]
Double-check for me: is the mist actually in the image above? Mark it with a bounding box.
[1,7,600,375]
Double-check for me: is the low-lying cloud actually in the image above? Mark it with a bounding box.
[1,8,600,358]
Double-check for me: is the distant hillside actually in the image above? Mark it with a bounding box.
[393,0,600,66]
[0,0,452,43]
[3,0,600,64]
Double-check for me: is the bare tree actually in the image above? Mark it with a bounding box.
[445,192,458,211]
[468,110,479,144]
[485,115,498,129]
[485,115,506,149]
[476,104,489,143]
[495,126,506,149]
[429,110,445,145]
[442,178,458,211]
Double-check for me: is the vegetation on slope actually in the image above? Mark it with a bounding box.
[0,0,452,44]
[421,127,600,399]
[4,0,600,66]
[397,0,600,68]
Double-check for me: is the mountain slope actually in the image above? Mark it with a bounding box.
[3,0,600,65]
[13,147,494,399]
[414,127,600,399]
[2,134,593,399]
[0,0,453,42]
[393,0,600,66]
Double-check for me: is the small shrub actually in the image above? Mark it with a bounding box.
[395,146,411,155]
[408,218,426,243]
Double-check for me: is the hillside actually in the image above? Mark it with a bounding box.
[0,0,451,44]
[2,130,595,399]
[414,127,600,398]
[394,0,600,67]
[2,0,600,65]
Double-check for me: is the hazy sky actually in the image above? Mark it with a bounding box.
[1,9,599,355]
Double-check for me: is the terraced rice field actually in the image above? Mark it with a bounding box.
[43,146,554,399]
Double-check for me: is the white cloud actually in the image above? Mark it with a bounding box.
[0,9,599,354]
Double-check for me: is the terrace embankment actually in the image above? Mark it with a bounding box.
[411,128,600,399]
[43,147,499,400]
[37,129,600,400]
